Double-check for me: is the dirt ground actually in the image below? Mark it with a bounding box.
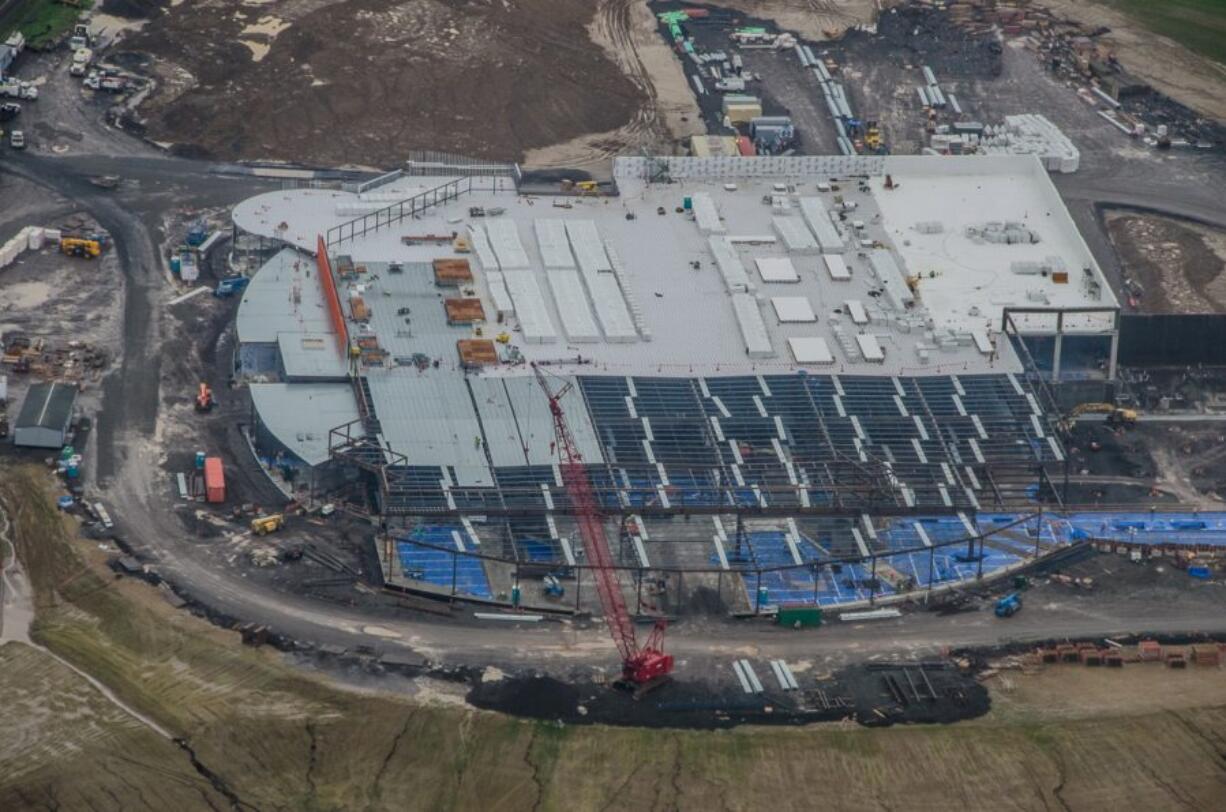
[5,467,1226,810]
[100,0,685,167]
[1040,0,1226,125]
[700,0,877,42]
[1106,211,1226,313]
[0,217,123,444]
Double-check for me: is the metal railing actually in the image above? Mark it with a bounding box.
[325,176,470,249]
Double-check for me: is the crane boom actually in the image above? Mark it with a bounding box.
[533,365,673,685]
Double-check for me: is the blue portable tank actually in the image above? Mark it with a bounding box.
[195,451,206,469]
[170,256,182,275]
[66,463,79,479]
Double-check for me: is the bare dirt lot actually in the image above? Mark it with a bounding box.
[110,0,648,166]
[1040,0,1226,125]
[1106,211,1226,313]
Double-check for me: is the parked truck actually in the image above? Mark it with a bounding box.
[70,48,92,77]
[214,276,250,298]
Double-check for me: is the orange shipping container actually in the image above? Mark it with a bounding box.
[204,456,226,503]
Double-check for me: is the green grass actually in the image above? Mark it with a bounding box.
[3,0,92,49]
[1103,0,1226,66]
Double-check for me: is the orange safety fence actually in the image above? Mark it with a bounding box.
[315,235,349,358]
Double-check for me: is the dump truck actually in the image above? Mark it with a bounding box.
[250,514,284,535]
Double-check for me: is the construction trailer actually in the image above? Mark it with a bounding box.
[12,382,76,448]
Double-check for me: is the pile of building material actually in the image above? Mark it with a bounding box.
[0,226,62,270]
[931,114,1079,173]
[978,114,1080,172]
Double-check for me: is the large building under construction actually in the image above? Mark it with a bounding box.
[230,154,1120,611]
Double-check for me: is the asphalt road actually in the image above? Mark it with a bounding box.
[5,42,1226,681]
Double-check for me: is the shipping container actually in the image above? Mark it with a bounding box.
[204,456,225,503]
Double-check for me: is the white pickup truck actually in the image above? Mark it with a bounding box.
[70,47,93,77]
[0,80,36,100]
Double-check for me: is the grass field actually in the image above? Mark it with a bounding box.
[1102,0,1226,66]
[3,464,1226,809]
[1,0,90,49]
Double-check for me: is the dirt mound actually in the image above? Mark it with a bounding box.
[121,0,644,166]
[466,663,989,729]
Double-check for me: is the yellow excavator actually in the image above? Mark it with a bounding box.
[61,237,102,259]
[1061,403,1138,432]
[250,514,285,535]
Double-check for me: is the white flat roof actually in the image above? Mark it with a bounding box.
[233,155,1117,380]
[771,296,816,323]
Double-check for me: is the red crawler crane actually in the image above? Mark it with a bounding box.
[533,364,674,687]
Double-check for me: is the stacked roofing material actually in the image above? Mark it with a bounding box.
[730,293,773,358]
[799,197,845,254]
[534,219,575,268]
[708,235,752,293]
[975,114,1081,173]
[563,220,637,342]
[868,249,915,311]
[690,192,725,234]
[772,216,819,254]
[723,93,762,124]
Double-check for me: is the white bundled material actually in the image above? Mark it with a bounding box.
[771,296,816,323]
[485,271,515,317]
[868,249,914,309]
[730,293,774,358]
[0,226,32,270]
[26,227,44,250]
[708,236,751,293]
[949,93,962,116]
[587,273,638,342]
[845,299,869,325]
[917,86,930,107]
[468,224,498,270]
[546,269,600,342]
[564,220,612,274]
[922,65,936,85]
[799,197,845,254]
[504,272,557,343]
[485,219,529,270]
[856,333,885,363]
[788,336,834,365]
[772,216,819,253]
[794,43,809,66]
[754,257,799,283]
[534,219,575,268]
[691,192,725,234]
[823,254,850,281]
[966,221,1040,245]
[978,113,1080,173]
[915,221,944,235]
[802,45,818,66]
